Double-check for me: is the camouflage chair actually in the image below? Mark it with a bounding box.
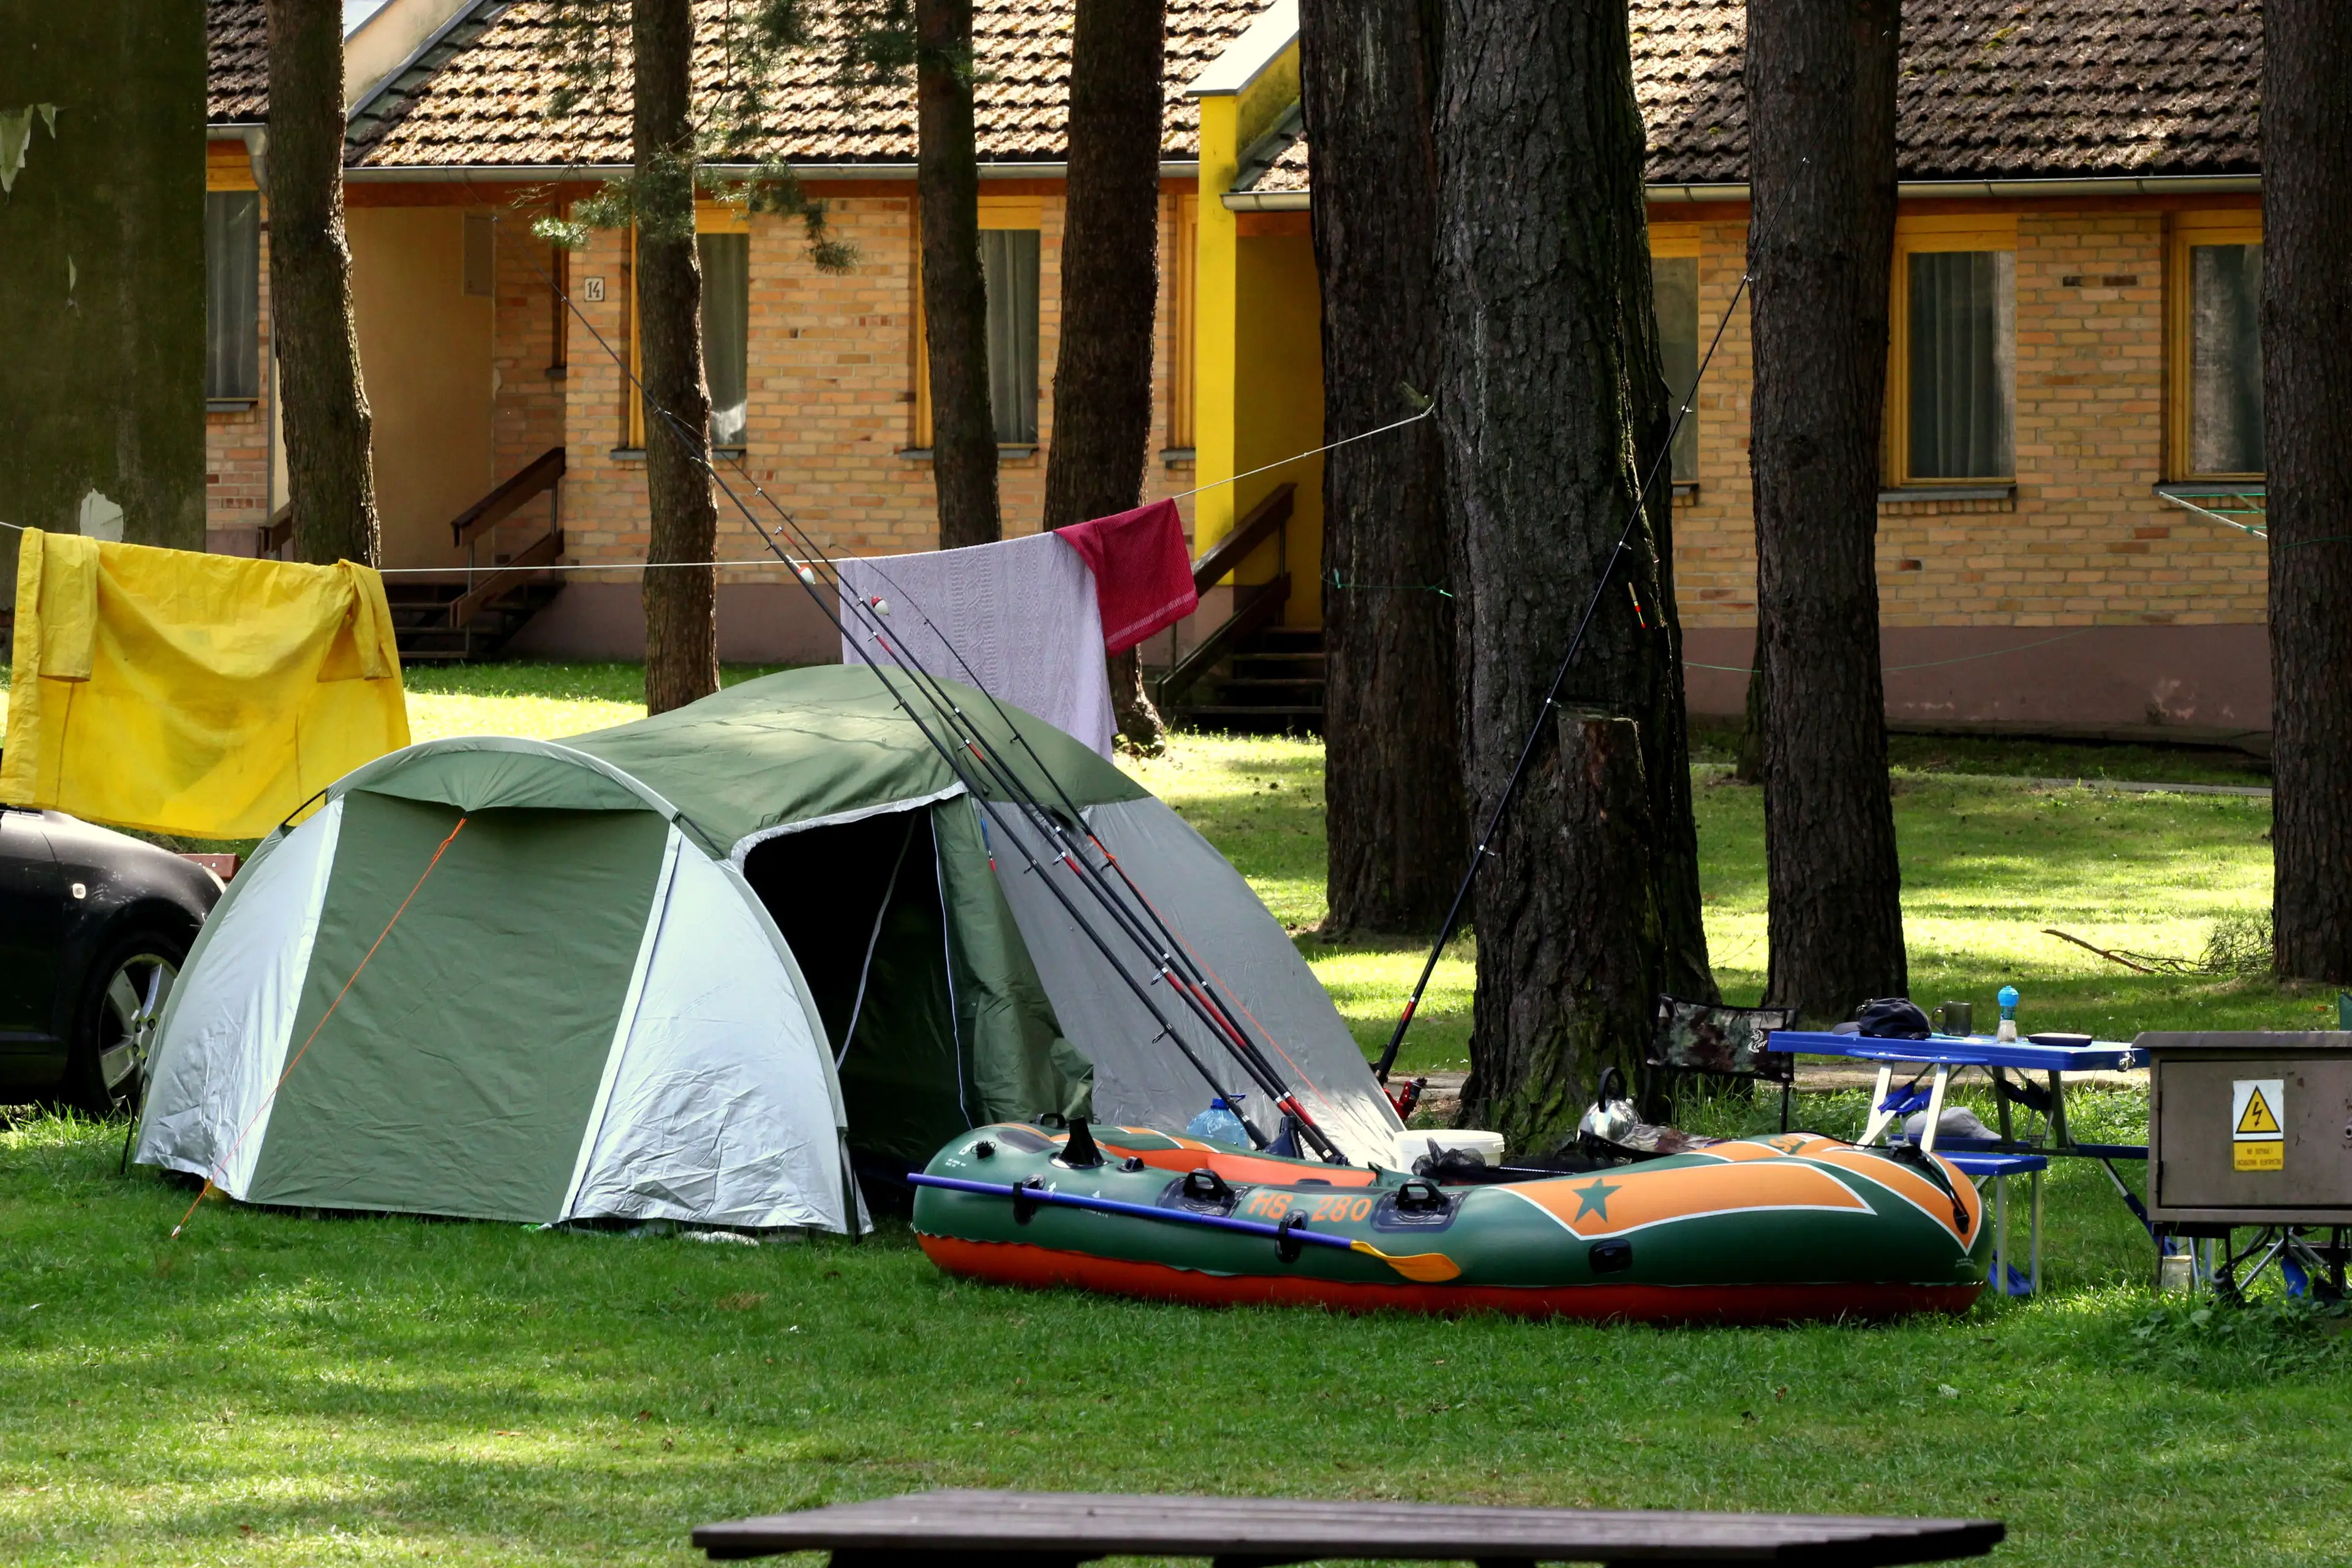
[1648,996,1801,1131]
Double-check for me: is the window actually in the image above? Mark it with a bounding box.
[1887,220,2017,484]
[913,197,1045,450]
[204,190,261,401]
[1649,238,1699,482]
[699,232,750,449]
[2169,214,2264,478]
[980,228,1041,445]
[624,203,751,451]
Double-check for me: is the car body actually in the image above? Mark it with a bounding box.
[0,806,223,1110]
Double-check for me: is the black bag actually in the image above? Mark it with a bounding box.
[1854,997,1932,1041]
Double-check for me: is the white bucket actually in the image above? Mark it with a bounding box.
[1391,1129,1507,1170]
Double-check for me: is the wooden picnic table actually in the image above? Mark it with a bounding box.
[692,1488,2003,1566]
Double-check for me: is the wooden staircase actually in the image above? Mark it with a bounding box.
[1153,483,1326,734]
[257,447,569,662]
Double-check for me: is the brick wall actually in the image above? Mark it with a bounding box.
[488,208,567,550]
[1668,201,2267,633]
[552,186,1198,590]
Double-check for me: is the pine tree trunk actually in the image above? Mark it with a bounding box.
[1438,0,1714,1153]
[2267,0,2352,981]
[919,0,1000,549]
[1300,0,1464,935]
[265,0,379,566]
[1042,0,1166,748]
[634,0,719,715]
[1746,0,1905,1022]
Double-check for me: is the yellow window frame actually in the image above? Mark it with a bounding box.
[1885,214,2019,488]
[911,195,1046,448]
[625,200,753,450]
[1169,192,1198,451]
[2166,210,2265,482]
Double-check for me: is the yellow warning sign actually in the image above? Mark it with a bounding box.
[2230,1078,2286,1172]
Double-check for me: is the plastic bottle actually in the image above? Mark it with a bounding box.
[1185,1095,1248,1148]
[1996,985,2020,1044]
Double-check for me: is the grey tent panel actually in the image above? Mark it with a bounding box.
[988,796,1402,1164]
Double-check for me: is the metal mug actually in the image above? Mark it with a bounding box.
[1936,1001,1973,1036]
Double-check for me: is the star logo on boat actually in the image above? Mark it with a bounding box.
[1572,1177,1621,1222]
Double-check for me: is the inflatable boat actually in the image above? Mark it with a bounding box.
[910,1123,1991,1322]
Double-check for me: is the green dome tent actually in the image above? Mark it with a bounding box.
[135,666,1401,1229]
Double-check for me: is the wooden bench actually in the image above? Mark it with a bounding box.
[693,1488,2003,1566]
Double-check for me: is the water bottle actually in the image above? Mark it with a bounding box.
[1185,1095,1248,1148]
[1996,985,2019,1044]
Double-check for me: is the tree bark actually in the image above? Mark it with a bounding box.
[919,0,999,549]
[1746,0,1906,1022]
[2267,0,2352,981]
[265,0,380,565]
[1438,0,1713,1153]
[1041,0,1167,748]
[1300,0,1465,935]
[634,0,720,715]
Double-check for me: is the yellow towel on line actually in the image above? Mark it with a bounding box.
[2,529,410,839]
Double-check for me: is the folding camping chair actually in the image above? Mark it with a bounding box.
[1646,996,1802,1132]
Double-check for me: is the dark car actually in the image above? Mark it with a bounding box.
[0,805,223,1113]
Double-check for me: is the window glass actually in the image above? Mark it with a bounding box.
[2190,242,2263,475]
[1907,249,2015,480]
[204,190,261,401]
[1651,254,1699,481]
[699,232,751,449]
[980,228,1041,445]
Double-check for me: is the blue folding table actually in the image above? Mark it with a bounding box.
[1765,1032,2152,1293]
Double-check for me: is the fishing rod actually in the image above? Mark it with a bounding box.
[487,208,1349,1159]
[1374,271,1752,1083]
[471,179,1348,1157]
[833,573,1349,1159]
[642,402,1289,1150]
[464,200,1341,1153]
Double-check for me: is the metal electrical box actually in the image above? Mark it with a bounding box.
[2141,1033,2352,1226]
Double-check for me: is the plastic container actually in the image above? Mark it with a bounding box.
[1996,984,2020,1044]
[1392,1129,1507,1170]
[1185,1096,1250,1148]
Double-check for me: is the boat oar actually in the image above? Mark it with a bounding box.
[908,1172,1461,1283]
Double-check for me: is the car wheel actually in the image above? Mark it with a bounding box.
[69,929,185,1117]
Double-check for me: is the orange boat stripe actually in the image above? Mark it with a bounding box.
[1797,1148,1982,1245]
[1502,1160,1871,1239]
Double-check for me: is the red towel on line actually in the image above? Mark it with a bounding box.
[1054,497,1198,655]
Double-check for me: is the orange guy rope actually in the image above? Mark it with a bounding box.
[169,815,470,1239]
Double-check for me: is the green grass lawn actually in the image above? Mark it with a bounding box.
[5,664,2346,1566]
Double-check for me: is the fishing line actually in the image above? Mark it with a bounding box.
[1375,271,1752,1082]
[470,203,1314,1153]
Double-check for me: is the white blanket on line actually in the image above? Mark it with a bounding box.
[835,530,1117,758]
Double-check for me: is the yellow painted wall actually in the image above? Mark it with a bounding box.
[1232,230,1325,626]
[349,206,494,568]
[1193,94,1243,558]
[1191,35,1325,626]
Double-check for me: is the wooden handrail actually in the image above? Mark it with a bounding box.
[1189,482,1293,595]
[450,446,565,548]
[450,527,564,627]
[258,502,293,558]
[1157,574,1290,708]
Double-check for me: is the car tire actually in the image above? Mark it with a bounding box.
[67,927,187,1118]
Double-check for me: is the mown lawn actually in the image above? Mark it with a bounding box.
[5,664,2345,1566]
